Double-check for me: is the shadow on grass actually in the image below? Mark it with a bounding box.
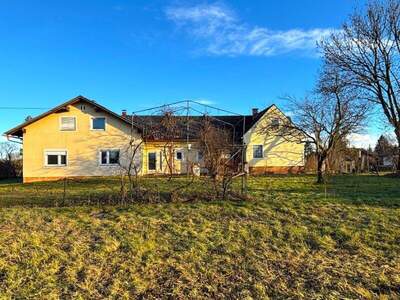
[246,174,400,208]
[0,175,399,208]
[0,178,22,185]
[326,175,400,208]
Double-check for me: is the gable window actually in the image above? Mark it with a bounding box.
[45,150,67,166]
[271,118,280,129]
[100,150,119,165]
[60,117,76,131]
[91,117,106,130]
[176,151,183,160]
[253,145,263,159]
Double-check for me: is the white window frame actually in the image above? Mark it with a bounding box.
[44,149,68,167]
[91,116,107,131]
[253,145,263,159]
[99,149,120,166]
[59,116,77,131]
[175,150,184,160]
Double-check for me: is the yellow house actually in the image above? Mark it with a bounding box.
[243,105,305,174]
[4,96,304,182]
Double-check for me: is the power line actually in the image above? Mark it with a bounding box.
[0,107,50,110]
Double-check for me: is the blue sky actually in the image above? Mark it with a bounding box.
[0,0,380,146]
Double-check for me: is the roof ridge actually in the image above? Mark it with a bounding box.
[3,95,135,137]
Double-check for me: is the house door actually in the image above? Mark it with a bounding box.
[148,152,157,171]
[175,149,184,174]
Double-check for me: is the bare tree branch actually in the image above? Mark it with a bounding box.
[320,0,400,172]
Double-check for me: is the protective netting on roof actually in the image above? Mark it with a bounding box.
[129,100,247,145]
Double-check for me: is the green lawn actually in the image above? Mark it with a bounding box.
[0,175,399,299]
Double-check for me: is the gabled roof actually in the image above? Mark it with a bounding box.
[4,96,280,142]
[3,95,137,138]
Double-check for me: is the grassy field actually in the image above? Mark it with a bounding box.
[0,175,399,299]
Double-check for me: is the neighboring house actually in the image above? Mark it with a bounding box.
[377,154,399,171]
[305,148,377,174]
[338,148,376,173]
[4,96,305,182]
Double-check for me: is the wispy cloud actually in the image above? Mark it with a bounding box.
[165,3,336,57]
[349,133,379,149]
[195,99,215,105]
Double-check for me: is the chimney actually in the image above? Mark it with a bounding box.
[121,109,127,117]
[252,108,259,117]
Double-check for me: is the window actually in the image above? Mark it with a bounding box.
[45,150,67,166]
[253,145,263,158]
[100,150,119,165]
[197,151,203,161]
[176,151,183,160]
[60,117,76,131]
[148,152,156,170]
[91,117,106,130]
[271,118,280,129]
[159,151,163,170]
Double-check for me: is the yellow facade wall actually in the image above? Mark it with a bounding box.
[142,141,202,175]
[243,106,304,170]
[22,101,142,182]
[19,101,304,181]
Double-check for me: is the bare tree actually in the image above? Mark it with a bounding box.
[118,124,144,201]
[136,109,198,201]
[261,66,368,183]
[142,109,180,180]
[159,109,179,179]
[321,0,400,172]
[199,117,243,198]
[0,142,22,178]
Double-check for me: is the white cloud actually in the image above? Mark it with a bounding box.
[165,3,336,57]
[349,133,379,149]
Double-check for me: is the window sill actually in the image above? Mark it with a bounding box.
[44,165,67,168]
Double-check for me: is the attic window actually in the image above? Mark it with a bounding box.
[271,118,280,128]
[253,145,263,159]
[91,117,106,130]
[60,117,76,131]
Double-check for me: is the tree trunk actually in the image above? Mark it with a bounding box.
[316,155,325,184]
[396,128,400,174]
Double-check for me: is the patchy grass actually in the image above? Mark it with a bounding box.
[0,175,399,298]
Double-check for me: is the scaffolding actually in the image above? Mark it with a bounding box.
[130,100,248,194]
